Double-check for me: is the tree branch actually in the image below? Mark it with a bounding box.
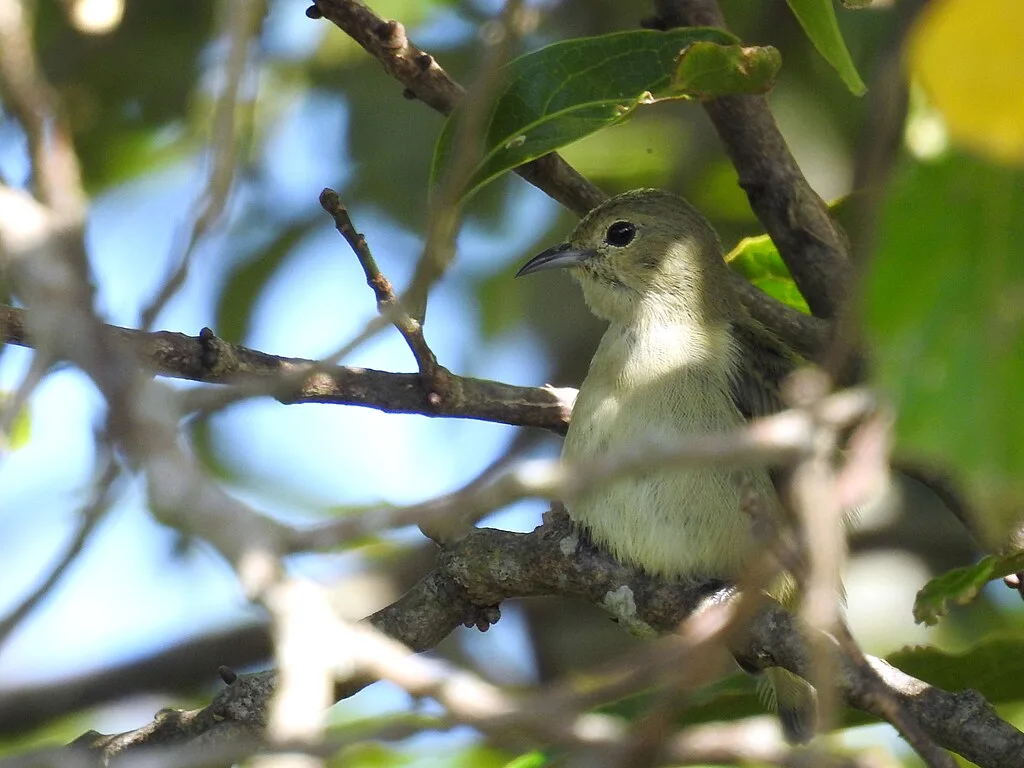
[318,188,441,384]
[307,0,828,359]
[651,0,853,322]
[66,511,1024,768]
[308,0,603,215]
[0,303,574,432]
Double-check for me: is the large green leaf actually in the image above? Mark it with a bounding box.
[431,29,781,201]
[914,551,1024,625]
[866,154,1024,546]
[785,0,866,95]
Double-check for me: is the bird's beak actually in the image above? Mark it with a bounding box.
[516,243,595,277]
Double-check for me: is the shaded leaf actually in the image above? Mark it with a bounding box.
[725,235,811,314]
[866,154,1024,545]
[914,552,1024,625]
[888,634,1024,703]
[784,0,867,95]
[432,29,785,201]
[672,41,781,100]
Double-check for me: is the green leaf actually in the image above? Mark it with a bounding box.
[866,154,1024,545]
[432,28,783,201]
[914,551,1024,625]
[671,41,781,100]
[502,752,548,768]
[725,234,811,314]
[888,634,1024,704]
[784,0,867,95]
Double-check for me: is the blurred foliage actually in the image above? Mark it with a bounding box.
[889,634,1024,704]
[36,0,213,190]
[866,153,1024,545]
[909,0,1024,165]
[3,0,1024,761]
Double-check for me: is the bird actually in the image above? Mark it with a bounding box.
[517,188,816,742]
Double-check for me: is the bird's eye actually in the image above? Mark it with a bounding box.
[605,221,636,247]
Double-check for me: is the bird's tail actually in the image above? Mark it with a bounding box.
[759,667,818,744]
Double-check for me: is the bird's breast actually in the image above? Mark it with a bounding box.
[561,320,774,578]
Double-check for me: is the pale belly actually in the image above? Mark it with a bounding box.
[562,336,776,579]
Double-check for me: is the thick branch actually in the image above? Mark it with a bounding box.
[652,0,853,321]
[0,303,573,432]
[68,512,1024,768]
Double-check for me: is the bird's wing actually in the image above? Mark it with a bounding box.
[727,318,801,421]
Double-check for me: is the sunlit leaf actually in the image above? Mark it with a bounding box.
[725,234,810,314]
[784,0,866,95]
[431,29,783,201]
[914,551,1024,625]
[502,752,548,768]
[672,41,781,100]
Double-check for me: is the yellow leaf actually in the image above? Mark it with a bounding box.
[908,0,1024,165]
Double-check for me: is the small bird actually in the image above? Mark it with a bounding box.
[517,188,816,742]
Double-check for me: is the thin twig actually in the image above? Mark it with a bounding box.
[318,189,439,380]
[0,302,574,431]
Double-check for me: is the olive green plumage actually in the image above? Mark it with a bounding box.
[518,188,815,743]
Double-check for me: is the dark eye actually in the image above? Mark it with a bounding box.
[605,221,636,247]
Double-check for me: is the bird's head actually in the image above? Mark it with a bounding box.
[517,189,731,324]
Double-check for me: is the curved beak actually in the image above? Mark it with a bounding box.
[516,243,595,277]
